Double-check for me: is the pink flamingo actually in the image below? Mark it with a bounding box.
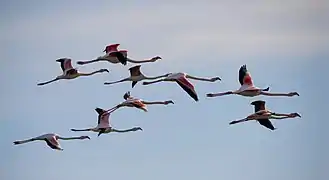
[229,100,301,130]
[142,72,221,101]
[116,91,174,112]
[77,44,162,66]
[13,133,90,151]
[206,65,299,98]
[70,106,143,137]
[37,58,109,86]
[104,65,171,88]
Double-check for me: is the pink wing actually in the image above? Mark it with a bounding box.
[45,135,61,149]
[129,99,148,112]
[243,73,253,86]
[109,50,128,57]
[63,59,74,71]
[104,44,120,53]
[175,76,199,101]
[98,113,110,128]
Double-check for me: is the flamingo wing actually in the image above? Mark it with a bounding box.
[127,99,147,112]
[129,65,142,77]
[257,119,276,130]
[56,58,74,72]
[251,100,266,113]
[104,44,120,53]
[109,51,127,65]
[45,136,61,149]
[175,77,198,101]
[239,65,253,86]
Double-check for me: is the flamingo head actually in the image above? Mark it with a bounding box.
[98,69,109,73]
[123,91,131,100]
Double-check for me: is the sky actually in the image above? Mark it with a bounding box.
[1,0,328,180]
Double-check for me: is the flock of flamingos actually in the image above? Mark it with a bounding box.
[13,43,301,151]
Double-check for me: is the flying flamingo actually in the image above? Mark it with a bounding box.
[206,65,299,98]
[77,44,162,66]
[229,100,301,130]
[104,65,170,88]
[116,91,174,112]
[13,133,90,151]
[142,72,221,101]
[37,58,109,86]
[70,106,143,137]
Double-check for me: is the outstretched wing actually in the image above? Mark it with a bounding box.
[251,100,266,113]
[45,136,61,149]
[56,58,74,72]
[129,65,142,77]
[257,119,276,130]
[239,65,253,86]
[109,51,127,65]
[104,44,120,53]
[175,76,198,101]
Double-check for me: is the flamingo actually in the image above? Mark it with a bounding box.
[70,106,143,137]
[229,100,301,130]
[76,44,162,66]
[37,58,109,86]
[13,133,90,151]
[206,65,299,98]
[142,73,221,101]
[104,65,170,88]
[116,91,174,112]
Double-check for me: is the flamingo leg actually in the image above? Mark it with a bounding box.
[142,79,164,85]
[104,78,129,85]
[37,78,60,86]
[229,118,249,125]
[70,128,92,132]
[126,56,161,64]
[206,91,233,97]
[260,91,299,97]
[77,59,103,65]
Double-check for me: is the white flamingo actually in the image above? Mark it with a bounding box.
[104,65,170,88]
[37,58,109,86]
[77,44,162,66]
[70,106,143,137]
[13,133,90,151]
[229,100,301,130]
[206,65,299,97]
[116,91,174,112]
[142,72,221,101]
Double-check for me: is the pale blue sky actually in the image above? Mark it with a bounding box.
[1,1,328,180]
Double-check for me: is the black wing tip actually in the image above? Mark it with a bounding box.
[251,100,266,105]
[95,108,105,114]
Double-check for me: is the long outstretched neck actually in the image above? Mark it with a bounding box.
[112,128,138,133]
[145,74,168,80]
[142,79,164,85]
[14,138,35,144]
[79,70,102,76]
[261,92,295,97]
[126,58,154,63]
[57,136,84,140]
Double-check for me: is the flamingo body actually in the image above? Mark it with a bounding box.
[13,133,90,150]
[207,65,298,98]
[229,100,301,130]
